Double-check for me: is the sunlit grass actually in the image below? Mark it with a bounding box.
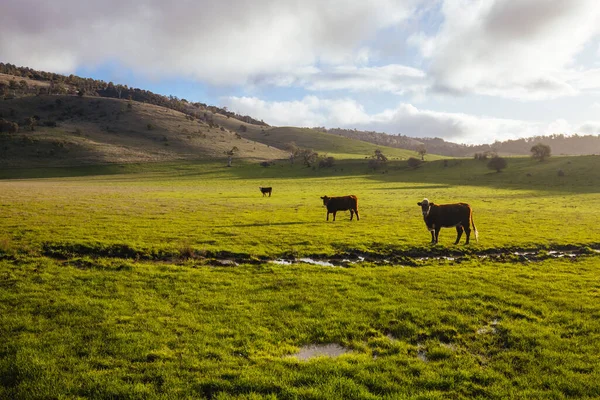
[1,155,599,398]
[1,256,599,398]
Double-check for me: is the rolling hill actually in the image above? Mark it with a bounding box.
[0,95,289,168]
[1,94,439,169]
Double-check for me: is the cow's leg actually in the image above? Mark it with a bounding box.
[268,191,271,197]
[355,209,360,221]
[350,210,354,220]
[464,226,471,244]
[429,229,436,244]
[434,228,441,244]
[326,212,330,221]
[455,225,463,245]
[332,211,337,221]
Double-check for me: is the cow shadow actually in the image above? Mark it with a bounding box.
[213,222,312,228]
[372,185,451,190]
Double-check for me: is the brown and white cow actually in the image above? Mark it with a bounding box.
[417,198,478,244]
[321,195,359,221]
[259,187,272,197]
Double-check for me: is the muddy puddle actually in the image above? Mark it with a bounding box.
[41,241,599,267]
[268,247,600,268]
[291,344,352,360]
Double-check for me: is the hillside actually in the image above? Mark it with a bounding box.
[323,127,600,157]
[0,95,287,168]
[204,112,436,160]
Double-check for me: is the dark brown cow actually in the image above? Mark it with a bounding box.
[259,187,272,197]
[321,195,359,221]
[417,198,478,244]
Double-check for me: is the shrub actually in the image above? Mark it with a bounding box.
[531,143,551,161]
[487,156,507,172]
[0,119,19,133]
[407,157,422,168]
[318,156,335,168]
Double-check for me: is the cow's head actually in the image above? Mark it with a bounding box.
[417,198,434,217]
[321,196,330,206]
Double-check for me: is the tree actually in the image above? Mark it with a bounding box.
[487,156,507,172]
[226,146,239,167]
[369,149,388,170]
[373,149,388,162]
[417,145,427,161]
[531,143,551,161]
[298,148,318,167]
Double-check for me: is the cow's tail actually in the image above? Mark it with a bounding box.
[471,212,478,243]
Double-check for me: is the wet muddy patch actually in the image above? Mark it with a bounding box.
[269,246,600,268]
[40,241,599,268]
[290,344,352,360]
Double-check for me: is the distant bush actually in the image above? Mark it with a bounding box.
[557,169,565,177]
[487,156,507,172]
[531,143,551,161]
[0,119,19,133]
[407,157,422,168]
[318,156,335,168]
[474,151,496,160]
[43,120,58,127]
[147,123,154,130]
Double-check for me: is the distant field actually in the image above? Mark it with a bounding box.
[1,155,599,399]
[1,156,598,256]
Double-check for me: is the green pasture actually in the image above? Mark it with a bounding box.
[1,155,599,257]
[1,155,600,399]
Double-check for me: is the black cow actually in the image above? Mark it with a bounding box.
[417,198,478,244]
[259,187,272,197]
[321,195,359,221]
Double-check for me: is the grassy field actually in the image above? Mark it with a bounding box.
[1,155,600,399]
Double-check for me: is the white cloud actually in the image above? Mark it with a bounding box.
[577,121,600,134]
[411,0,600,100]
[255,64,428,95]
[223,96,587,144]
[0,0,421,84]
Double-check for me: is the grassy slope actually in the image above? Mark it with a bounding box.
[205,111,437,160]
[0,95,288,167]
[1,95,440,170]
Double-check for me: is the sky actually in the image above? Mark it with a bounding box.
[2,0,600,144]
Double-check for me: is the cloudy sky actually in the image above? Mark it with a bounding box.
[2,0,600,144]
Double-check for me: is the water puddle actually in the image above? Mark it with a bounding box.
[291,344,351,360]
[477,319,499,335]
[298,258,336,267]
[416,344,427,362]
[266,247,599,268]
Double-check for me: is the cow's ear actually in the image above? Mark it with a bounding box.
[320,196,325,199]
[417,202,422,206]
[430,202,435,206]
